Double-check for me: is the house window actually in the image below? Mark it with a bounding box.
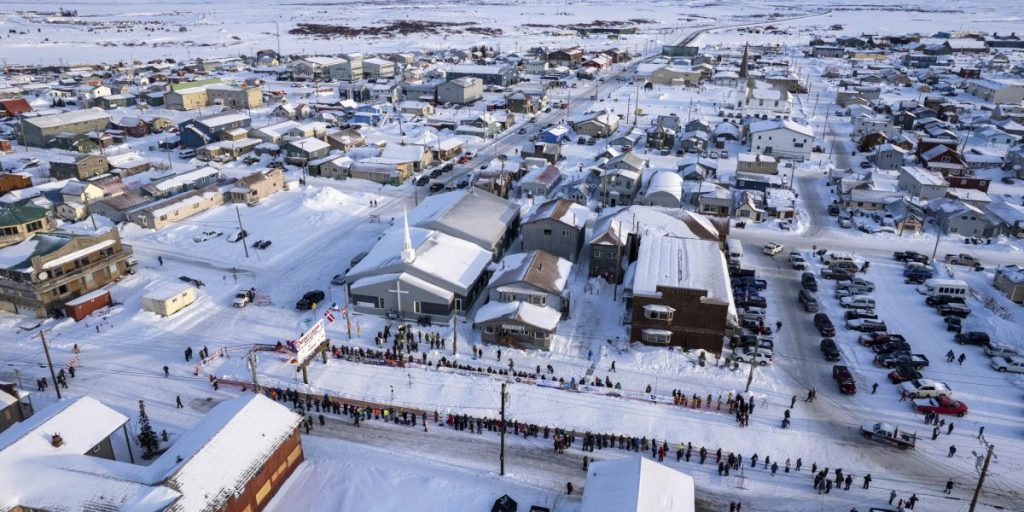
[641,329,672,344]
[543,229,552,236]
[499,292,515,302]
[454,299,462,311]
[485,326,495,333]
[413,301,422,313]
[642,304,674,321]
[562,230,570,237]
[530,295,547,306]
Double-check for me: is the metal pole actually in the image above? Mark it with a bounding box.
[451,314,457,356]
[235,206,249,258]
[500,381,507,476]
[37,330,61,400]
[931,219,944,263]
[968,444,994,512]
[247,350,260,392]
[744,361,755,393]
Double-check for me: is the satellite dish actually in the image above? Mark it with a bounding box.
[37,271,49,281]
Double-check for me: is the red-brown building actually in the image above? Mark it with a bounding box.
[63,288,112,321]
[0,98,31,118]
[626,234,735,354]
[0,173,31,194]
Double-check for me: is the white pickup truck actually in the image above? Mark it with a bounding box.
[944,253,982,268]
[861,422,916,450]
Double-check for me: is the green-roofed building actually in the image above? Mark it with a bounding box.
[0,205,54,248]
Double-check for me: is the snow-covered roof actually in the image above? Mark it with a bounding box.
[196,112,250,129]
[347,226,492,296]
[580,456,695,512]
[488,250,571,295]
[152,166,221,192]
[524,199,588,229]
[645,170,683,200]
[407,189,518,253]
[632,234,731,305]
[24,108,109,129]
[473,300,561,331]
[748,119,812,137]
[0,397,181,512]
[152,394,302,512]
[900,166,947,186]
[143,281,194,302]
[380,143,426,162]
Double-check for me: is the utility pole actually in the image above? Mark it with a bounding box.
[499,380,507,475]
[85,196,97,231]
[247,350,260,392]
[235,206,249,258]
[35,330,61,400]
[744,361,755,393]
[451,314,458,356]
[968,444,995,512]
[275,22,282,58]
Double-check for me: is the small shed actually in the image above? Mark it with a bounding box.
[142,282,196,317]
[63,289,112,321]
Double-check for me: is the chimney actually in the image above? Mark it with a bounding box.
[51,433,65,448]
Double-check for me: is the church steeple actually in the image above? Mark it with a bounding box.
[401,208,416,264]
[739,42,749,79]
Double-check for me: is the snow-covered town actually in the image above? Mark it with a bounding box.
[1,1,1024,511]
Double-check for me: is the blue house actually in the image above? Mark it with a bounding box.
[178,111,252,148]
[351,104,387,127]
[539,125,571,144]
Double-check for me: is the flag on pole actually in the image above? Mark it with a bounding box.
[324,310,336,323]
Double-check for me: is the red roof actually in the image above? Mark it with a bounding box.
[0,98,32,116]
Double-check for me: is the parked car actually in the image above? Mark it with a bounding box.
[926,295,966,307]
[801,272,818,292]
[893,251,929,263]
[732,347,773,366]
[762,242,784,256]
[821,268,853,280]
[233,289,255,308]
[888,365,923,384]
[955,331,990,346]
[837,277,875,293]
[820,338,841,361]
[847,317,888,333]
[415,175,430,186]
[872,341,912,355]
[937,303,971,318]
[844,308,878,321]
[789,253,808,270]
[912,395,968,417]
[429,182,445,193]
[799,289,819,312]
[295,290,326,310]
[228,230,248,243]
[944,253,982,268]
[876,353,930,369]
[827,204,841,216]
[739,308,766,323]
[838,217,853,229]
[730,335,774,351]
[984,344,1024,358]
[991,356,1024,373]
[833,365,857,394]
[857,332,904,346]
[944,316,963,332]
[814,313,836,337]
[900,379,952,398]
[736,295,767,309]
[193,231,223,243]
[840,296,876,309]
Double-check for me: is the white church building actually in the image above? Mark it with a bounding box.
[345,212,492,322]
